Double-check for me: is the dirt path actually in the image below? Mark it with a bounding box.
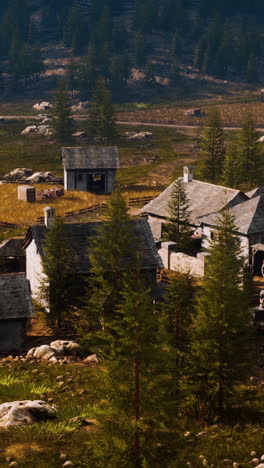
[2,115,264,132]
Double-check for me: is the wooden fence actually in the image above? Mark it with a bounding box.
[36,195,154,225]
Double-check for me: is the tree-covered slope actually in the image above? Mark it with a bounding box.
[1,0,264,96]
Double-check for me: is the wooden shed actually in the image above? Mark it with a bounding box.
[62,146,120,194]
[0,273,33,353]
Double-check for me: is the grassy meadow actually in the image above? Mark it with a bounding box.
[0,358,263,467]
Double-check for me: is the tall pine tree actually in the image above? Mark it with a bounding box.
[199,108,226,183]
[187,210,252,419]
[52,80,73,143]
[165,177,193,253]
[89,78,116,144]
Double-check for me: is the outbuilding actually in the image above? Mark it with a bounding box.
[0,273,33,353]
[62,146,120,194]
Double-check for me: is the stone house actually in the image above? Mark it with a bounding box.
[62,146,119,193]
[0,273,33,353]
[22,208,163,301]
[142,166,264,277]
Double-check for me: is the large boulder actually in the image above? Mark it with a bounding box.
[25,172,63,184]
[71,101,89,112]
[21,126,38,135]
[131,131,153,141]
[37,125,53,136]
[33,102,53,111]
[50,340,81,355]
[27,345,57,361]
[3,168,33,181]
[0,400,57,428]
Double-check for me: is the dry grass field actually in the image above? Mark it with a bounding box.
[0,184,161,226]
[118,101,264,128]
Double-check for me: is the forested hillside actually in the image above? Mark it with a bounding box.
[1,0,264,97]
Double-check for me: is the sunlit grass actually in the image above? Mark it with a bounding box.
[0,184,160,225]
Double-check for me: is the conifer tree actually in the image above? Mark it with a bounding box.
[89,78,117,144]
[161,273,195,386]
[52,80,73,143]
[80,190,137,344]
[237,112,261,185]
[187,210,252,418]
[134,32,147,70]
[169,59,179,85]
[66,56,77,97]
[144,60,156,87]
[38,218,75,330]
[199,108,226,183]
[221,143,240,188]
[89,264,178,467]
[165,177,193,252]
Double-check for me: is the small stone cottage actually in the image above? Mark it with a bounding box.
[62,146,120,193]
[0,273,33,353]
[22,208,163,300]
[142,166,264,277]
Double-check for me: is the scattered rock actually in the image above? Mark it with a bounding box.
[71,101,89,112]
[233,463,241,468]
[261,455,264,461]
[69,416,94,427]
[50,340,81,356]
[62,461,74,467]
[249,459,260,466]
[27,345,57,361]
[83,354,100,363]
[33,102,53,111]
[256,465,264,468]
[21,125,38,135]
[60,453,67,460]
[25,171,63,184]
[0,400,57,428]
[72,131,87,139]
[121,131,153,141]
[251,452,257,457]
[3,167,33,181]
[9,462,18,467]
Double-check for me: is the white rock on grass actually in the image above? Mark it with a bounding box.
[27,345,57,361]
[50,340,81,356]
[256,464,264,468]
[0,400,57,428]
[249,459,260,466]
[21,125,37,135]
[83,354,100,363]
[62,462,74,467]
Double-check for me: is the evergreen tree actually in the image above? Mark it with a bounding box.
[199,108,226,183]
[246,54,258,83]
[187,210,252,419]
[221,143,240,188]
[237,113,261,185]
[66,56,78,97]
[169,59,179,85]
[144,60,156,87]
[89,79,116,144]
[134,32,147,70]
[38,218,75,330]
[161,273,195,386]
[80,190,137,345]
[88,264,178,467]
[52,80,73,143]
[78,43,99,94]
[165,177,193,252]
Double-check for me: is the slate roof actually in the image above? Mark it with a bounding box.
[62,147,120,170]
[0,273,33,320]
[0,238,25,257]
[246,186,264,199]
[198,195,264,235]
[142,178,248,224]
[22,220,163,271]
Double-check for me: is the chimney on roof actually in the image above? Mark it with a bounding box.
[43,206,56,229]
[183,165,194,183]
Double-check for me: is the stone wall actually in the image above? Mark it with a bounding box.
[158,242,207,277]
